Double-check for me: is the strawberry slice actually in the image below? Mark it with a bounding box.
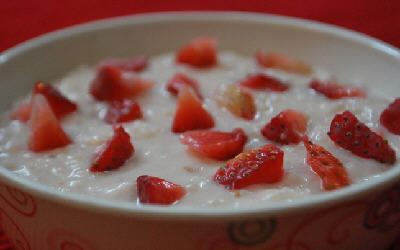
[214,144,284,190]
[302,136,350,190]
[90,125,134,172]
[328,110,396,164]
[137,175,186,205]
[180,128,248,161]
[176,37,217,68]
[238,73,289,92]
[104,99,143,124]
[28,94,71,152]
[261,109,308,145]
[380,98,400,135]
[310,79,366,99]
[256,51,312,75]
[215,85,256,120]
[11,103,31,122]
[89,65,154,102]
[97,56,149,72]
[166,73,203,99]
[171,85,214,133]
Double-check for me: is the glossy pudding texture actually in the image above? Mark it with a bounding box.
[0,37,399,208]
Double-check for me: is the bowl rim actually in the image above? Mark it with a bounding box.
[1,11,400,220]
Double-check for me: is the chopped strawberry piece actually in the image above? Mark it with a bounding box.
[172,85,214,133]
[238,73,289,92]
[176,37,217,68]
[97,56,149,72]
[328,110,396,164]
[380,98,400,135]
[137,175,186,205]
[89,66,154,102]
[90,125,134,172]
[214,144,284,190]
[216,85,256,120]
[261,109,308,145]
[28,94,71,152]
[104,99,143,124]
[11,103,31,122]
[33,82,78,119]
[180,128,248,161]
[310,79,366,99]
[166,73,203,99]
[302,136,350,190]
[256,51,312,75]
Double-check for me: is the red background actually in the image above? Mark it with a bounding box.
[0,0,400,53]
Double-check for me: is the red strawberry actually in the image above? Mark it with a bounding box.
[171,85,214,133]
[137,175,186,205]
[261,109,307,144]
[328,110,396,164]
[89,65,154,102]
[214,144,284,190]
[256,51,312,75]
[302,136,350,190]
[310,79,366,99]
[176,37,217,68]
[380,98,400,135]
[166,73,203,99]
[11,103,31,122]
[28,94,71,152]
[90,125,134,172]
[104,99,143,124]
[180,128,248,161]
[97,56,149,72]
[215,85,256,120]
[238,73,289,92]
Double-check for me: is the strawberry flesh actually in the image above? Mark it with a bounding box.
[380,98,400,135]
[97,56,149,72]
[166,73,202,99]
[180,128,248,161]
[137,175,186,205]
[28,94,71,152]
[90,125,134,172]
[302,136,350,190]
[328,110,396,164]
[104,99,143,124]
[214,144,284,190]
[216,85,256,120]
[256,51,312,75]
[310,79,366,99]
[176,37,217,68]
[261,109,307,144]
[239,73,289,92]
[171,85,214,133]
[11,103,31,122]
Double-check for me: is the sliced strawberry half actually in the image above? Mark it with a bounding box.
[166,73,203,99]
[176,37,217,68]
[180,128,248,161]
[171,85,214,133]
[380,98,400,135]
[238,73,289,92]
[97,56,149,72]
[90,125,134,172]
[256,51,312,75]
[310,79,366,99]
[215,85,256,120]
[328,110,396,164]
[261,109,308,145]
[104,99,143,124]
[137,175,186,205]
[11,103,31,122]
[302,136,350,191]
[89,65,154,102]
[214,144,284,190]
[28,94,71,152]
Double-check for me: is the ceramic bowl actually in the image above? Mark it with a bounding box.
[0,12,400,250]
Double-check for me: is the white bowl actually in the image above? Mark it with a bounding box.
[0,12,400,250]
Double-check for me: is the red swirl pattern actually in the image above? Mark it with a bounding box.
[47,229,97,250]
[0,184,37,217]
[0,207,31,250]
